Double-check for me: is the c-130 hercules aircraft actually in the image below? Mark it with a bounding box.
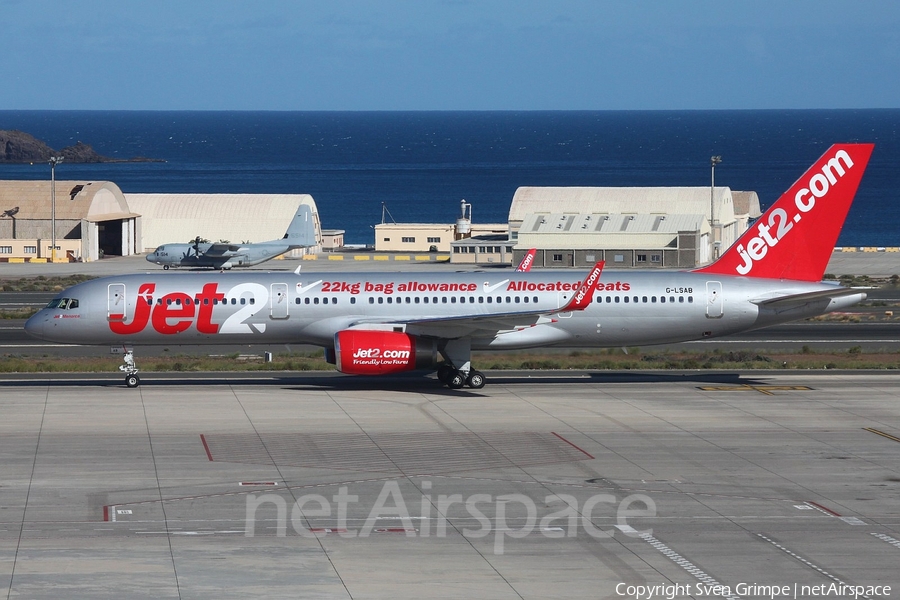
[145,204,317,270]
[26,144,873,389]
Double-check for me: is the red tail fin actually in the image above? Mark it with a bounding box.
[695,143,873,281]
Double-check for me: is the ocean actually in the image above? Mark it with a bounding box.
[1,110,898,246]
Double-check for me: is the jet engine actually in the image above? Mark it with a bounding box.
[332,330,438,375]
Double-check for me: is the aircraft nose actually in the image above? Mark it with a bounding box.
[24,311,45,339]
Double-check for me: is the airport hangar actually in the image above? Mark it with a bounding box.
[0,180,323,262]
[1,178,758,269]
[390,186,761,268]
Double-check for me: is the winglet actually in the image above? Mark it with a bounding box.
[515,248,537,272]
[694,143,874,281]
[560,261,605,312]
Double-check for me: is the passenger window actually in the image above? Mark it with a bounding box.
[679,297,684,303]
[688,296,694,303]
[314,298,319,305]
[350,298,356,305]
[642,296,647,303]
[378,297,384,304]
[660,297,665,303]
[614,296,619,303]
[624,296,629,303]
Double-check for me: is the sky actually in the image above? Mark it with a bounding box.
[1,1,898,111]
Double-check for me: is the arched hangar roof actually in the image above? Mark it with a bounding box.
[126,193,320,250]
[509,186,737,225]
[0,180,134,221]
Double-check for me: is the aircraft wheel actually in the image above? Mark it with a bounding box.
[125,374,140,388]
[447,371,466,390]
[437,364,454,383]
[466,371,486,389]
[163,265,169,270]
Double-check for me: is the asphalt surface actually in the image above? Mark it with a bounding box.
[0,370,898,598]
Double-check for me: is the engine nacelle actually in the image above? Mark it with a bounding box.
[333,330,438,375]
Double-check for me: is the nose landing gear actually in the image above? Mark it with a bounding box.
[118,351,140,388]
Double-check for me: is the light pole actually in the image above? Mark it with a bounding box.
[49,156,64,262]
[710,155,722,259]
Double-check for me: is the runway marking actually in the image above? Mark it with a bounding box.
[863,427,900,444]
[872,532,900,550]
[805,501,841,517]
[200,434,214,462]
[550,432,595,459]
[698,385,812,396]
[626,527,741,600]
[757,534,872,600]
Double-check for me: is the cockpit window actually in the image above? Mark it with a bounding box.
[45,297,78,310]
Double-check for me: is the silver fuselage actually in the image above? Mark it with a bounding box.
[25,269,863,350]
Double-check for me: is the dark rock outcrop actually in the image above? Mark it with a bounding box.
[0,129,162,163]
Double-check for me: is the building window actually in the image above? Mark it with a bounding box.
[637,254,647,263]
[402,237,415,243]
[427,237,440,243]
[553,254,563,262]
[586,254,595,262]
[0,246,12,254]
[614,254,624,262]
[651,254,661,263]
[24,246,37,254]
[383,238,390,242]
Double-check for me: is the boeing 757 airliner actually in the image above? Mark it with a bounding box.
[25,144,874,389]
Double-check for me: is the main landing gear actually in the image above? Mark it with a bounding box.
[436,338,484,389]
[118,350,141,388]
[436,363,486,389]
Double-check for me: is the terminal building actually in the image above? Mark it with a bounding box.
[0,180,323,262]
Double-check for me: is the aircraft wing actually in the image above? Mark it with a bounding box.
[344,260,605,339]
[200,243,244,257]
[348,308,562,339]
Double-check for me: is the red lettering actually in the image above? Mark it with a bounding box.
[109,283,155,334]
[151,293,195,334]
[195,283,224,334]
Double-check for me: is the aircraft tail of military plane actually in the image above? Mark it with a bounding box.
[146,204,317,269]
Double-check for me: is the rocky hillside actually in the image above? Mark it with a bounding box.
[0,130,161,163]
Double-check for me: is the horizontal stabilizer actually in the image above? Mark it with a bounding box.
[751,287,867,310]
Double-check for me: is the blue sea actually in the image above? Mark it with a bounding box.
[1,110,898,246]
